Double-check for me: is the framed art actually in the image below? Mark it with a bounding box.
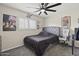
[3,14,16,31]
[61,16,71,28]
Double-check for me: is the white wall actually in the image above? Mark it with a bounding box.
[45,3,79,47]
[0,5,44,52]
[45,3,79,28]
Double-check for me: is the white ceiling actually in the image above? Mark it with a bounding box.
[2,3,40,13]
[1,3,62,16]
[1,3,79,17]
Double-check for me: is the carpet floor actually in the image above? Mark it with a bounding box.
[1,44,79,56]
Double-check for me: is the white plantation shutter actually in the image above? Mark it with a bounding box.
[19,18,25,29]
[29,19,37,29]
[19,18,37,30]
[19,18,28,29]
[24,19,28,29]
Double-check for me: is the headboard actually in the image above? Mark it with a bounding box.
[43,27,60,36]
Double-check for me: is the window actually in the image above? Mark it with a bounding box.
[19,18,37,30]
[29,19,37,29]
[19,18,28,30]
[24,19,28,29]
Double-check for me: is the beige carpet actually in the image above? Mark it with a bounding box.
[1,44,79,56]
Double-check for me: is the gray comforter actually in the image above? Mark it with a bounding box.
[28,35,55,42]
[24,31,59,56]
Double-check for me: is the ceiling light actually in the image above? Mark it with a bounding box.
[41,9,45,12]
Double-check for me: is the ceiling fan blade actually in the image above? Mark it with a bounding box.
[41,3,45,8]
[44,11,48,15]
[39,12,42,15]
[46,3,62,9]
[41,3,44,5]
[46,9,56,12]
[45,3,49,7]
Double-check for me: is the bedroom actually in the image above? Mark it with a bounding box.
[0,3,79,56]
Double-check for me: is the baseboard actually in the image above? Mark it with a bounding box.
[1,44,24,52]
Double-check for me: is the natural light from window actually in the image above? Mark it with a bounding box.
[19,18,37,30]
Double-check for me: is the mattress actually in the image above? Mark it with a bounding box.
[27,35,56,42]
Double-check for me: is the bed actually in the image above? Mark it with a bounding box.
[24,27,60,56]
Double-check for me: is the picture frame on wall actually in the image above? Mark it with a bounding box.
[3,14,16,31]
[61,16,71,28]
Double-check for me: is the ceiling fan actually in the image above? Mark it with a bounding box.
[26,3,62,15]
[36,3,62,15]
